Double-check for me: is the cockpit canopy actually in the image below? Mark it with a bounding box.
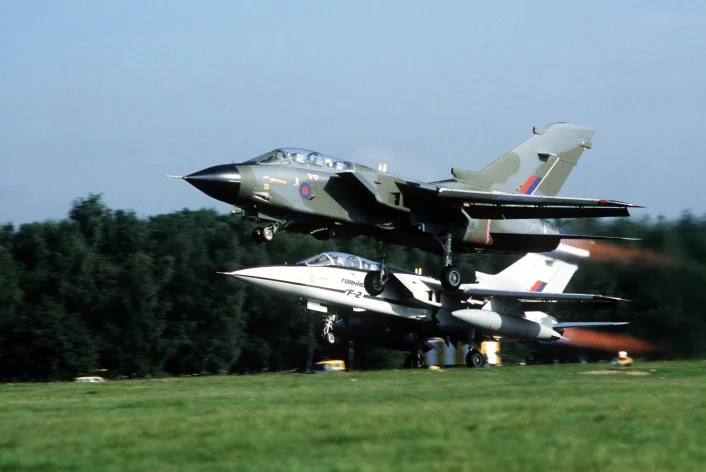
[298,252,379,271]
[245,148,355,171]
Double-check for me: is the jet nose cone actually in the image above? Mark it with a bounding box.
[185,164,241,204]
[221,267,280,292]
[226,268,262,280]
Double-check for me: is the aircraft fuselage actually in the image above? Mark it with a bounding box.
[186,159,562,254]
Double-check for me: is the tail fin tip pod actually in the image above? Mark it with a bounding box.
[452,123,596,196]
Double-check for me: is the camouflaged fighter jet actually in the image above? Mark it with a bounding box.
[169,123,638,295]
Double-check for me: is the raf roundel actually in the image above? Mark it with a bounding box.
[299,182,312,199]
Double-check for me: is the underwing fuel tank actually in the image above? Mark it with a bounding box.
[436,308,563,341]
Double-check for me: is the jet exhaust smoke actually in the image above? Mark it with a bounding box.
[555,242,590,258]
[559,328,657,353]
[560,240,673,267]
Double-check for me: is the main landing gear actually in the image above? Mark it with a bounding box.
[437,230,462,292]
[403,350,426,369]
[404,335,428,369]
[465,329,485,368]
[320,313,338,345]
[252,222,284,244]
[362,231,464,297]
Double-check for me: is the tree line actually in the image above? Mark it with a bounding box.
[1,195,705,381]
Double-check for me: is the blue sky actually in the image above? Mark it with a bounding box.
[1,1,704,224]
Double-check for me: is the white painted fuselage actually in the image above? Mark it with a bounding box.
[230,265,432,321]
[224,259,566,341]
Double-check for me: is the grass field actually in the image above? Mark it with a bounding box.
[2,361,706,472]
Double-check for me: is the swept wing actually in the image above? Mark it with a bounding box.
[415,183,638,219]
[334,172,639,219]
[462,287,626,303]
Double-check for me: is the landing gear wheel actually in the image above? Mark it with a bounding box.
[466,349,485,368]
[440,265,462,292]
[364,269,389,296]
[324,332,336,345]
[262,226,275,242]
[320,313,337,346]
[404,354,425,369]
[252,228,264,244]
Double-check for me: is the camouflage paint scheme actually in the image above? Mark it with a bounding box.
[177,123,636,255]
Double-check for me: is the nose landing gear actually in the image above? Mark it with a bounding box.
[364,243,391,296]
[321,313,338,345]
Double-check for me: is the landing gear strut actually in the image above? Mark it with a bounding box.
[465,329,485,368]
[364,243,390,296]
[403,336,427,369]
[321,313,338,345]
[436,230,462,292]
[403,351,426,369]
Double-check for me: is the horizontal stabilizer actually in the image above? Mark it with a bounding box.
[437,188,640,208]
[400,180,640,219]
[478,206,631,219]
[434,188,639,219]
[553,321,630,328]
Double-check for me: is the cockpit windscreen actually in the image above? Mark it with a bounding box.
[245,148,355,171]
[298,252,379,271]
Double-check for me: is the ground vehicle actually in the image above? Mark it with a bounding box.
[311,360,346,374]
[74,376,105,383]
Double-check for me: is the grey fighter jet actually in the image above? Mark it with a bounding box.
[171,123,638,294]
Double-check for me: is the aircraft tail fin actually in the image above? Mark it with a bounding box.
[451,123,595,196]
[489,253,578,293]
